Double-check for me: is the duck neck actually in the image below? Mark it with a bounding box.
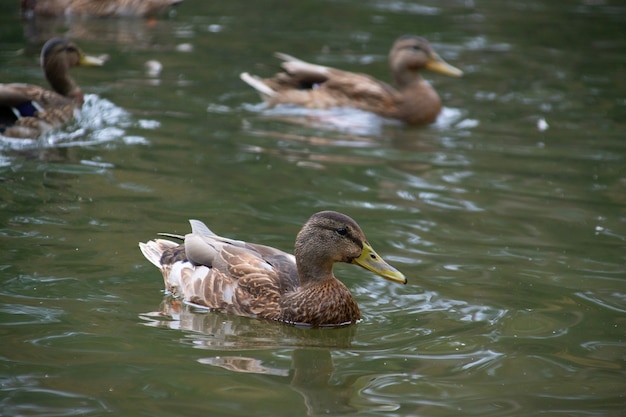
[391,66,423,90]
[44,59,83,104]
[295,251,336,286]
[391,69,441,124]
[294,227,338,286]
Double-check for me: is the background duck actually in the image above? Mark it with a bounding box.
[0,38,105,139]
[241,35,463,125]
[139,211,406,327]
[20,0,183,18]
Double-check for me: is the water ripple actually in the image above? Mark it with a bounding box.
[0,385,108,416]
[0,303,63,325]
[574,291,626,314]
[0,94,155,153]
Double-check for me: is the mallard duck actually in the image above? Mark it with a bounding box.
[0,38,105,139]
[139,211,406,327]
[20,0,183,17]
[240,35,463,125]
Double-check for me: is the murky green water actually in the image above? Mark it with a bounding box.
[1,1,625,416]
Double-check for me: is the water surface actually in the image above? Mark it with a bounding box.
[1,1,625,416]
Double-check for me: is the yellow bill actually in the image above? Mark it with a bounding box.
[353,241,407,284]
[79,53,107,67]
[425,53,463,77]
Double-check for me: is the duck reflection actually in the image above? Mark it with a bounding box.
[238,106,460,170]
[240,117,385,170]
[142,298,359,415]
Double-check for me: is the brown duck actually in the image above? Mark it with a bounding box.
[0,38,105,139]
[240,35,463,125]
[20,0,183,17]
[139,211,406,327]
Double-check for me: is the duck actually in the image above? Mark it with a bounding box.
[139,211,406,327]
[240,35,463,125]
[0,38,105,139]
[20,0,183,18]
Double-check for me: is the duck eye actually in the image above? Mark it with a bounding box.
[336,227,348,236]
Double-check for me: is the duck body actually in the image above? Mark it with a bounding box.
[241,35,462,125]
[20,0,183,18]
[0,38,104,139]
[139,211,406,327]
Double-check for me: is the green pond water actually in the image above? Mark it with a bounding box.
[1,1,625,416]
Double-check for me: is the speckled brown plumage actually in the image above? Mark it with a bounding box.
[0,38,104,139]
[240,35,463,125]
[20,0,183,17]
[139,211,406,327]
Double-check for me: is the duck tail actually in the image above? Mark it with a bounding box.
[240,72,276,98]
[273,52,305,63]
[189,219,216,236]
[274,52,330,78]
[139,239,178,268]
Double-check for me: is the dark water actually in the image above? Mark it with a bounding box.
[1,1,625,416]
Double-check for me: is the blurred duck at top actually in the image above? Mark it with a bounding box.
[20,0,183,18]
[241,35,463,126]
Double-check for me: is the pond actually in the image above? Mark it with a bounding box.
[1,1,624,416]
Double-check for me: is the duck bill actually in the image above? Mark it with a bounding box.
[425,53,463,77]
[353,242,407,284]
[79,54,106,67]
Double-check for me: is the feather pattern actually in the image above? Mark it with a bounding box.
[139,211,406,327]
[0,38,105,139]
[21,0,183,17]
[241,35,462,125]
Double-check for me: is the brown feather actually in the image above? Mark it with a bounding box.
[139,211,406,327]
[21,0,182,17]
[241,35,462,125]
[1,38,104,139]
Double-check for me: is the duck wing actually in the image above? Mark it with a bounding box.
[139,220,299,321]
[269,54,399,111]
[0,83,75,138]
[0,83,73,111]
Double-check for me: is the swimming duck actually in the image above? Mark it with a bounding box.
[20,0,183,18]
[139,211,406,327]
[0,38,105,139]
[241,35,463,125]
